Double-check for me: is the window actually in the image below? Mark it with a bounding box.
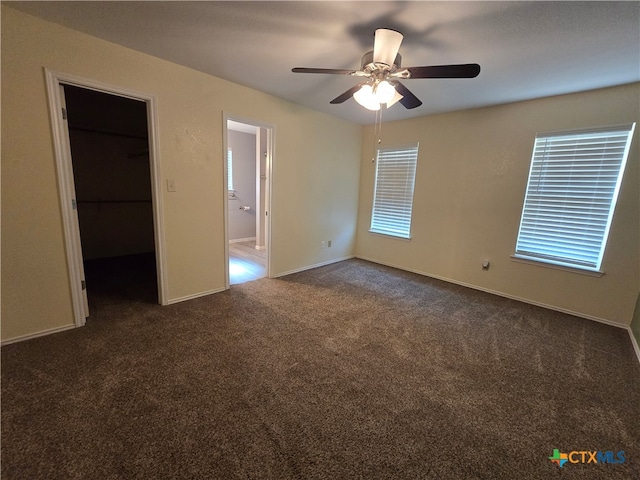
[370,144,419,239]
[227,148,234,191]
[514,124,635,272]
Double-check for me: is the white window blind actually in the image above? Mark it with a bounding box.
[227,148,234,191]
[370,144,419,239]
[515,124,635,271]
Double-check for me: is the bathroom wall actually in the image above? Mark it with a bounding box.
[228,129,257,241]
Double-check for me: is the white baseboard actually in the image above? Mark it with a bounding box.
[273,255,355,278]
[355,255,629,329]
[357,256,640,366]
[629,328,640,365]
[1,324,76,346]
[165,286,228,305]
[1,286,225,345]
[229,237,256,244]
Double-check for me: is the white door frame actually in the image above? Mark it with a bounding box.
[223,113,274,288]
[56,83,90,319]
[44,68,168,328]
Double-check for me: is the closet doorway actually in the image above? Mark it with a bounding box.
[225,117,273,285]
[64,85,158,311]
[45,69,167,328]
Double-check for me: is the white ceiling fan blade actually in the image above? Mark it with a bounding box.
[373,29,403,66]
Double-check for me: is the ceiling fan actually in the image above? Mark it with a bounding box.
[292,29,480,111]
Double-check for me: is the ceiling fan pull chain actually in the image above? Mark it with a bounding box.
[372,108,384,162]
[371,110,379,162]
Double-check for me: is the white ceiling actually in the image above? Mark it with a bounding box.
[7,1,640,125]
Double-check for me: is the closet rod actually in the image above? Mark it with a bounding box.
[69,124,148,140]
[76,200,152,204]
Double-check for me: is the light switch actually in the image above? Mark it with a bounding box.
[167,179,176,192]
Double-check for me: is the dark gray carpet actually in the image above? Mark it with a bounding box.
[2,257,639,479]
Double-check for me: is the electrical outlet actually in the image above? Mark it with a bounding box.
[327,240,332,248]
[321,241,326,248]
[167,179,176,192]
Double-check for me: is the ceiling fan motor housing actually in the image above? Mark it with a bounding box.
[361,51,402,72]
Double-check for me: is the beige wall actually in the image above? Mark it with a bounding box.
[357,84,640,326]
[1,7,361,342]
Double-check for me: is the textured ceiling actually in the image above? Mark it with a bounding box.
[7,1,640,125]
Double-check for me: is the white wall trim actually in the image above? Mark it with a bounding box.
[164,287,227,305]
[144,90,169,306]
[1,324,76,346]
[44,68,169,324]
[356,255,629,329]
[629,328,640,365]
[273,255,355,278]
[44,69,87,328]
[229,237,256,244]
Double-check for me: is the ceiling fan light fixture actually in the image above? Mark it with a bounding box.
[386,90,404,107]
[375,80,396,104]
[353,84,381,111]
[354,81,397,110]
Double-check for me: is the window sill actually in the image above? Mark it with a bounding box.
[510,254,604,277]
[368,230,411,241]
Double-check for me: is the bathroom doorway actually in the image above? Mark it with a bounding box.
[225,117,273,285]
